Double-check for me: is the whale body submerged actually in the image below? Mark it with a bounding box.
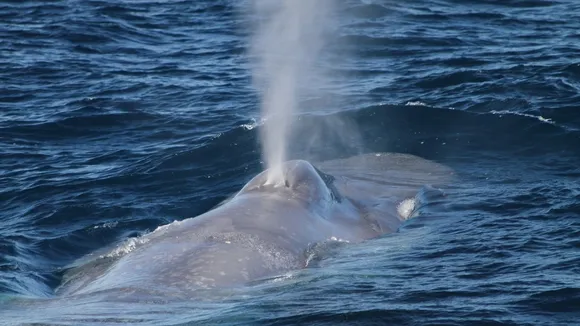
[56,152,454,297]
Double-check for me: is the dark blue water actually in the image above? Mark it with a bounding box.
[1,0,579,325]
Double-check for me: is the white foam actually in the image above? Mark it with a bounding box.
[329,236,350,243]
[92,221,118,229]
[405,101,430,107]
[240,118,263,130]
[101,237,149,258]
[489,110,555,124]
[397,198,416,220]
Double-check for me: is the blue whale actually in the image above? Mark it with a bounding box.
[56,153,453,297]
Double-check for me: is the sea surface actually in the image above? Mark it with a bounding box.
[1,0,579,325]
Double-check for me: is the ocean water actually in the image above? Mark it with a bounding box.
[1,0,579,325]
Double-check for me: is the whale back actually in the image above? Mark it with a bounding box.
[317,152,454,188]
[316,152,455,232]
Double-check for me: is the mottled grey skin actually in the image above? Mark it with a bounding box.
[57,153,453,297]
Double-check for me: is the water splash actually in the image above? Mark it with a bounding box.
[250,0,332,185]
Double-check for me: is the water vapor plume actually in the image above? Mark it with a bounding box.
[250,0,333,185]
